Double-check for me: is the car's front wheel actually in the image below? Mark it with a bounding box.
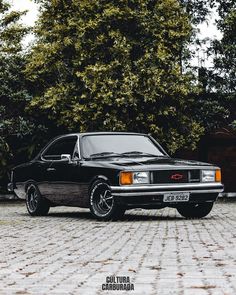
[89,180,126,221]
[26,184,50,216]
[177,202,214,219]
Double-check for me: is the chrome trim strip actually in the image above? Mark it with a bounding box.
[149,166,219,170]
[110,183,223,191]
[77,135,81,159]
[112,189,223,197]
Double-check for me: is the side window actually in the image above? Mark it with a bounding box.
[42,137,78,160]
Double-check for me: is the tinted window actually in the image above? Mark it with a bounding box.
[81,135,164,158]
[43,137,77,160]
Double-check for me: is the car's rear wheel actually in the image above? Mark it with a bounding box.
[26,184,50,216]
[89,180,126,221]
[177,202,214,219]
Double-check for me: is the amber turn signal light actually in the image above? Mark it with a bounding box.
[215,169,221,182]
[120,172,133,185]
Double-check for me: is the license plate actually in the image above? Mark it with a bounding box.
[163,192,190,202]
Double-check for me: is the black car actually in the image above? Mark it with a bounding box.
[8,132,223,220]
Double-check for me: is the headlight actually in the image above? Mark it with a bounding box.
[120,171,150,185]
[202,169,221,182]
[133,172,150,184]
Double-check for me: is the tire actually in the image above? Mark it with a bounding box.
[177,202,214,219]
[89,180,126,221]
[26,184,50,216]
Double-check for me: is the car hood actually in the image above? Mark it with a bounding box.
[85,156,215,171]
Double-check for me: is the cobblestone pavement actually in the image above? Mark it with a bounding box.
[0,201,236,295]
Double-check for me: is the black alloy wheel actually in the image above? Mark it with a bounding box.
[89,180,126,221]
[177,202,214,219]
[26,184,50,216]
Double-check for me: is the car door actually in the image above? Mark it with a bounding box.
[39,136,82,205]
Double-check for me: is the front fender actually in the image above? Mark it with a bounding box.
[89,175,110,188]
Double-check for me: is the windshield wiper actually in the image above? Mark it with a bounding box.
[87,151,165,159]
[88,152,122,159]
[121,151,162,157]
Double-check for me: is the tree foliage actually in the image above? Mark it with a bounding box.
[26,0,205,153]
[0,0,40,182]
[180,0,236,132]
[180,0,215,25]
[213,3,236,92]
[210,1,236,128]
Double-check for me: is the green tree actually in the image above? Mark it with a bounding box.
[179,0,235,133]
[180,0,215,25]
[0,0,40,185]
[212,1,236,93]
[27,0,205,153]
[210,1,236,128]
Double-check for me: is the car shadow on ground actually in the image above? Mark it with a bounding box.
[47,211,214,221]
[19,210,214,221]
[21,209,188,221]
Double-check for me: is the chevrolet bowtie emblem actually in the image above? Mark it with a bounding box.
[171,173,183,180]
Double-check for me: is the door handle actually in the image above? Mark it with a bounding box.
[47,168,56,172]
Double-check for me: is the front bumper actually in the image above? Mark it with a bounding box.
[110,183,224,206]
[7,183,14,192]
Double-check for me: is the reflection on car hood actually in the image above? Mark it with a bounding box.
[86,156,213,170]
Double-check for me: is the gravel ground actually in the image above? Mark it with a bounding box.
[0,201,235,295]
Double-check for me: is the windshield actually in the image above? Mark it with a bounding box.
[81,134,165,159]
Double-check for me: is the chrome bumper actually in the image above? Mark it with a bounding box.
[7,183,14,192]
[110,183,224,197]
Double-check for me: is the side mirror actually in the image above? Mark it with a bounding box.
[61,154,72,163]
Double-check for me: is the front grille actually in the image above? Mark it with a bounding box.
[152,170,200,184]
[189,170,201,183]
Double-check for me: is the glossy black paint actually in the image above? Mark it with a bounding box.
[9,132,224,209]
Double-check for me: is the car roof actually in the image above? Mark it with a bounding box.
[59,132,148,138]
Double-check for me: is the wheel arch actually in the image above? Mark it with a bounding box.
[88,175,111,193]
[25,180,38,192]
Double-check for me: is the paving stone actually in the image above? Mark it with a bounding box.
[0,202,235,294]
